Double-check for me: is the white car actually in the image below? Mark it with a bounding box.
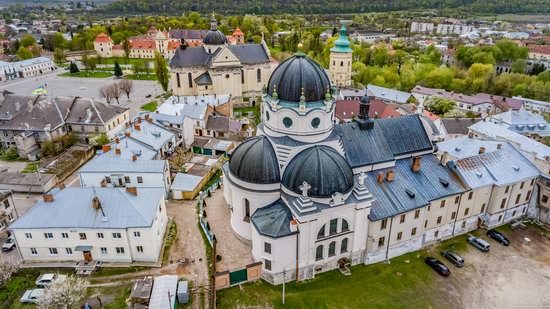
[20,288,44,303]
[1,236,15,251]
[35,273,67,286]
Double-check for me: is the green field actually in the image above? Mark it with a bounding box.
[20,163,39,173]
[59,71,113,78]
[100,57,151,65]
[141,101,158,112]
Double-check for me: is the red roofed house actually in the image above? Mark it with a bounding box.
[528,45,550,62]
[335,98,401,122]
[93,32,113,58]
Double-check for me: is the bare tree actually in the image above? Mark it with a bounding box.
[98,85,113,104]
[111,83,122,104]
[0,257,20,288]
[37,275,89,309]
[118,79,134,99]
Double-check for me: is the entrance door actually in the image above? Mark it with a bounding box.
[83,251,92,262]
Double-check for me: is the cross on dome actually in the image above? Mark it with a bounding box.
[299,181,311,197]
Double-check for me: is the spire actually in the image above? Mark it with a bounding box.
[330,23,352,53]
[210,14,218,31]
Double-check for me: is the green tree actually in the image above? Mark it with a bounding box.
[69,61,79,74]
[471,52,496,65]
[425,96,456,115]
[511,59,527,74]
[16,46,33,60]
[53,48,65,65]
[95,134,110,146]
[114,61,123,78]
[122,39,131,60]
[19,34,36,47]
[154,51,169,91]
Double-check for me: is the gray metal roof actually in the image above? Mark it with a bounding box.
[126,120,175,151]
[10,187,165,229]
[170,47,214,68]
[367,155,467,221]
[437,137,502,160]
[282,145,354,198]
[102,137,158,161]
[194,72,212,86]
[169,29,208,40]
[441,118,481,135]
[206,115,229,132]
[79,156,166,173]
[170,44,269,69]
[367,84,411,104]
[251,199,295,238]
[203,29,227,45]
[227,44,270,65]
[171,173,203,192]
[229,136,280,184]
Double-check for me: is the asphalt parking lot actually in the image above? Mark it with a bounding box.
[0,70,163,118]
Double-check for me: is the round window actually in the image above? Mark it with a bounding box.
[311,117,320,128]
[225,74,230,79]
[265,111,270,121]
[283,117,293,128]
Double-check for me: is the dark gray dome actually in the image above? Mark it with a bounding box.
[229,136,280,184]
[203,30,227,45]
[360,93,370,104]
[282,146,354,198]
[267,53,331,103]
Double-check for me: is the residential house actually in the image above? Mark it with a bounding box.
[488,110,550,142]
[410,22,435,34]
[124,115,177,157]
[366,84,411,104]
[0,190,17,237]
[516,96,550,113]
[16,57,56,78]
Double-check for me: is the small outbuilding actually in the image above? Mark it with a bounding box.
[171,173,204,200]
[149,275,178,309]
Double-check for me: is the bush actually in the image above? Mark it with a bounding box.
[0,147,19,161]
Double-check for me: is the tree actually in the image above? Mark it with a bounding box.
[114,61,123,78]
[53,48,65,65]
[69,61,79,74]
[530,63,546,76]
[37,275,89,309]
[154,51,169,91]
[96,134,110,146]
[122,39,131,60]
[132,61,146,76]
[425,96,456,115]
[511,59,526,74]
[0,257,20,288]
[16,46,33,60]
[118,79,134,99]
[19,34,36,48]
[111,83,122,104]
[99,85,114,103]
[444,109,466,118]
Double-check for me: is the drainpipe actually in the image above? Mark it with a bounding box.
[384,216,394,261]
[124,229,134,263]
[295,226,299,283]
[452,193,463,237]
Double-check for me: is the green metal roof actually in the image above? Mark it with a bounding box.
[330,24,352,53]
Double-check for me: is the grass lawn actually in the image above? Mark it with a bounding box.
[162,220,178,266]
[0,147,20,161]
[20,162,39,173]
[234,105,261,126]
[141,101,158,112]
[100,57,151,65]
[126,74,157,80]
[59,71,113,78]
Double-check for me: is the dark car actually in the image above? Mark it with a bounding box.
[487,230,510,246]
[145,94,152,98]
[425,257,450,277]
[441,250,464,267]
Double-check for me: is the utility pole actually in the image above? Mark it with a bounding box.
[282,267,286,305]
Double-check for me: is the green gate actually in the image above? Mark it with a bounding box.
[229,268,248,285]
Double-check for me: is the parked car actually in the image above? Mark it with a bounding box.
[1,236,16,251]
[487,230,510,246]
[145,94,152,98]
[20,289,44,303]
[467,236,490,252]
[35,274,67,286]
[425,257,450,277]
[441,250,464,267]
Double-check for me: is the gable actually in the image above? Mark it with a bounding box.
[211,46,241,68]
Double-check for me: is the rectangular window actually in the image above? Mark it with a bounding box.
[97,233,104,239]
[79,233,87,240]
[451,212,456,220]
[49,248,58,255]
[455,196,460,204]
[3,199,9,208]
[105,177,111,183]
[501,198,507,209]
[464,208,470,216]
[66,248,73,255]
[380,218,388,230]
[113,233,122,239]
[526,191,531,201]
[434,230,439,238]
[468,192,473,200]
[137,246,143,253]
[44,233,53,239]
[461,221,466,228]
[397,232,402,240]
[437,216,442,224]
[137,177,143,184]
[414,209,420,219]
[25,233,32,239]
[329,219,338,235]
[257,69,261,83]
[264,259,272,271]
[188,72,193,88]
[61,233,69,239]
[125,176,130,184]
[176,73,181,88]
[505,186,510,193]
[101,247,107,255]
[520,182,525,189]
[411,227,417,236]
[30,248,37,255]
[400,214,406,223]
[530,179,535,186]
[116,247,125,254]
[134,231,141,237]
[481,203,486,212]
[264,242,271,254]
[378,237,385,247]
[440,200,445,208]
[515,194,521,204]
[424,220,428,228]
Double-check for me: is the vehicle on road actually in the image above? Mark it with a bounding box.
[20,289,44,303]
[441,250,464,267]
[468,236,490,252]
[487,230,510,246]
[145,94,152,98]
[1,236,16,251]
[35,273,66,286]
[425,257,450,277]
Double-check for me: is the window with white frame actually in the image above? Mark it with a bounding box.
[137,246,143,253]
[66,248,73,255]
[30,248,37,255]
[79,233,87,240]
[100,247,108,255]
[49,248,58,255]
[116,247,125,254]
[112,233,122,239]
[134,231,141,238]
[25,233,32,239]
[61,233,69,239]
[97,233,104,239]
[44,233,54,239]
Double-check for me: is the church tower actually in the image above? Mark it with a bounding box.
[329,24,353,87]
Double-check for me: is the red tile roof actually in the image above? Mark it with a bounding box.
[167,41,181,51]
[232,27,244,36]
[528,45,550,55]
[423,110,439,121]
[94,32,112,43]
[131,39,156,50]
[335,99,401,121]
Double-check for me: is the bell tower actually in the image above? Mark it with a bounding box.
[329,24,353,87]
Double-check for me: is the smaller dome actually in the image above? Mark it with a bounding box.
[203,30,227,45]
[282,146,354,198]
[229,136,280,184]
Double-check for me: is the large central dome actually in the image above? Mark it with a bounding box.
[267,53,331,103]
[282,146,354,198]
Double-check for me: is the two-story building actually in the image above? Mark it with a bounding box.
[0,190,17,237]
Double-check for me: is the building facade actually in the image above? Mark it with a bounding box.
[0,190,17,237]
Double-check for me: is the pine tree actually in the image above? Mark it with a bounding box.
[114,61,123,78]
[69,61,79,74]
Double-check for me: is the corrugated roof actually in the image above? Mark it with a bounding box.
[10,187,164,229]
[367,84,411,104]
[441,118,481,135]
[79,156,166,173]
[437,137,502,159]
[126,120,174,151]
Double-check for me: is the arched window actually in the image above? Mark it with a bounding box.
[328,241,336,257]
[187,72,193,88]
[243,199,250,222]
[317,225,325,239]
[340,61,343,67]
[316,245,324,261]
[241,69,244,84]
[257,68,261,83]
[341,238,348,253]
[341,219,349,232]
[176,73,181,88]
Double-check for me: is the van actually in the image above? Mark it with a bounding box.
[467,236,490,252]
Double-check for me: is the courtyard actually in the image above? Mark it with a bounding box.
[216,223,550,309]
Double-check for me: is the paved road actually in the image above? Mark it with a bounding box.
[0,70,163,118]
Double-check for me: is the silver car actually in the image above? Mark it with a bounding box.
[468,236,490,252]
[20,289,44,303]
[35,273,67,286]
[1,236,15,251]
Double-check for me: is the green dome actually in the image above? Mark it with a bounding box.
[330,24,352,53]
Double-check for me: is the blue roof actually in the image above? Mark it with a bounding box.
[126,120,175,151]
[437,137,502,160]
[251,199,296,238]
[102,137,158,161]
[79,156,166,173]
[367,155,467,221]
[10,188,165,229]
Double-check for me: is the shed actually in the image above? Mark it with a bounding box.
[149,275,178,309]
[177,281,189,304]
[171,173,204,200]
[129,277,153,305]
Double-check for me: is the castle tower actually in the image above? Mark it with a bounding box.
[329,24,353,87]
[233,27,245,45]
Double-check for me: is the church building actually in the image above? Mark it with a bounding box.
[169,17,276,105]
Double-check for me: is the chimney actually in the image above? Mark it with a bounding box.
[386,170,395,182]
[441,151,450,165]
[146,117,153,123]
[115,148,121,155]
[135,123,141,131]
[58,183,66,190]
[92,196,101,210]
[126,187,138,195]
[468,132,474,138]
[102,144,111,153]
[43,193,54,202]
[115,137,120,144]
[377,172,384,183]
[497,143,502,149]
[124,132,131,137]
[411,156,421,172]
[289,218,298,232]
[137,116,142,123]
[155,110,159,114]
[144,114,150,121]
[132,154,137,161]
[100,179,107,187]
[479,147,486,154]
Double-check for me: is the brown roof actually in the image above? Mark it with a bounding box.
[528,45,550,55]
[94,32,112,43]
[335,98,401,121]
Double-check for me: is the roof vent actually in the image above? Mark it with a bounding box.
[405,189,415,199]
[455,147,461,152]
[439,178,449,187]
[475,171,483,178]
[512,166,520,171]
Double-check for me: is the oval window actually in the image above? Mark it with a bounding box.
[283,117,293,128]
[311,117,320,128]
[266,111,270,121]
